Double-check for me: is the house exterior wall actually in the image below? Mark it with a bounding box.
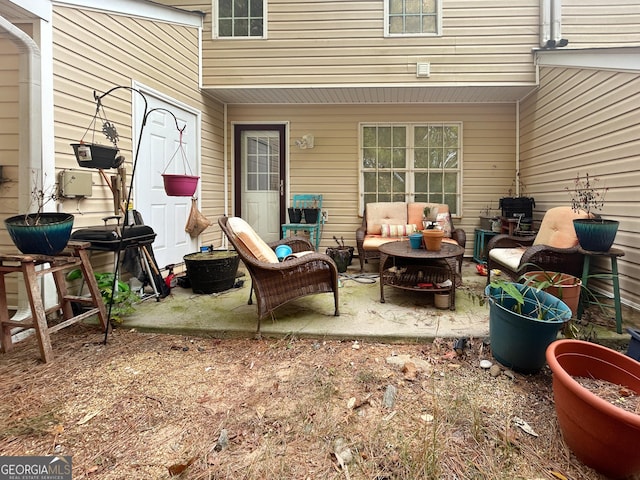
[226,102,517,255]
[162,0,540,88]
[563,1,640,48]
[49,5,224,253]
[519,65,640,309]
[0,36,19,222]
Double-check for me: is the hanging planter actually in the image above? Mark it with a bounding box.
[161,130,199,197]
[71,100,123,169]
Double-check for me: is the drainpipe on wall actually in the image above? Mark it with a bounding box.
[0,15,43,213]
[516,101,521,197]
[222,102,229,249]
[0,15,55,323]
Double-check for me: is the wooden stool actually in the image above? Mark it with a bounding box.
[0,241,108,362]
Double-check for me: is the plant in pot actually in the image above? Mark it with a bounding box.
[288,207,303,223]
[546,339,640,479]
[566,172,619,252]
[325,236,354,273]
[484,280,572,373]
[421,206,444,251]
[303,198,320,225]
[4,173,74,255]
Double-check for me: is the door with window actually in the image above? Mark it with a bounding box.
[234,124,285,242]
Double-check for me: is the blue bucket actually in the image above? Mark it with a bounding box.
[275,244,293,261]
[409,233,423,249]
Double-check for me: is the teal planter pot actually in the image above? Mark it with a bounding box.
[485,282,571,373]
[573,218,619,252]
[5,213,74,256]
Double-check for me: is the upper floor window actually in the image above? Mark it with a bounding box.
[385,0,441,37]
[360,123,461,215]
[214,0,267,38]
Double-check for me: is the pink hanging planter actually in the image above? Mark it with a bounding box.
[161,128,199,197]
[162,174,200,197]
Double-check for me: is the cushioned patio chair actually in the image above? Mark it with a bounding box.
[486,206,590,285]
[219,216,339,333]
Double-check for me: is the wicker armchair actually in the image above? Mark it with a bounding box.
[219,216,339,333]
[486,206,589,285]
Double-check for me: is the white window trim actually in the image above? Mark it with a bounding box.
[212,0,268,39]
[383,0,442,38]
[358,122,462,216]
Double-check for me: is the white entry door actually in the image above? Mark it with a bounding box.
[238,128,284,242]
[134,88,199,268]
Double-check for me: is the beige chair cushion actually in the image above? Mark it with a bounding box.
[488,246,528,271]
[533,206,590,249]
[227,217,279,263]
[366,202,407,235]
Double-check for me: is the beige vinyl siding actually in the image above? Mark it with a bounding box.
[519,66,640,309]
[50,5,224,263]
[187,0,540,88]
[563,1,640,48]
[227,103,516,256]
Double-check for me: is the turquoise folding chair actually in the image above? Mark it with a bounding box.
[281,194,323,250]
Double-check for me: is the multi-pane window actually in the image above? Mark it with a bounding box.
[216,0,266,38]
[386,0,441,36]
[361,123,461,215]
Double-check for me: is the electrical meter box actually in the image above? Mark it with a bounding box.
[59,169,93,198]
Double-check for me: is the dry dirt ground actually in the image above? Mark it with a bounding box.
[0,324,620,480]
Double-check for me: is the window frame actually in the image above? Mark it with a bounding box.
[383,0,442,38]
[213,0,268,39]
[359,122,463,217]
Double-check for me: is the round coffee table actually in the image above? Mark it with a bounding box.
[378,240,464,309]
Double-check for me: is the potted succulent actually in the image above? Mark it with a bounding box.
[4,173,74,255]
[485,280,571,373]
[566,172,619,251]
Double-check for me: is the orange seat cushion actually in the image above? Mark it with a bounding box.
[227,217,279,263]
[533,206,590,249]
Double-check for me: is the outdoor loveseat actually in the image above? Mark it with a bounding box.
[356,202,466,272]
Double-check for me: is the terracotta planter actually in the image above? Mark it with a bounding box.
[546,339,640,479]
[422,229,444,251]
[521,271,582,317]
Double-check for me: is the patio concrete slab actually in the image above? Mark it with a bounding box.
[121,260,639,345]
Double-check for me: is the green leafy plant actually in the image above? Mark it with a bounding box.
[67,269,139,323]
[487,278,567,321]
[566,172,608,217]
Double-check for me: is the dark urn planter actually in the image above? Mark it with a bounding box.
[573,218,619,252]
[5,213,74,255]
[546,339,640,479]
[71,143,123,169]
[184,250,240,294]
[485,282,571,373]
[325,246,353,273]
[288,208,303,223]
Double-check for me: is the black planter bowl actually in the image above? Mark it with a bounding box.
[71,143,123,169]
[5,213,74,255]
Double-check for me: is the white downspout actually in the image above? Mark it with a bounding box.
[516,101,521,197]
[222,102,229,248]
[0,14,56,323]
[0,15,43,213]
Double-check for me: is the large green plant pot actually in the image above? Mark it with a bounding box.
[546,339,640,479]
[573,218,619,252]
[485,283,571,373]
[4,213,74,255]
